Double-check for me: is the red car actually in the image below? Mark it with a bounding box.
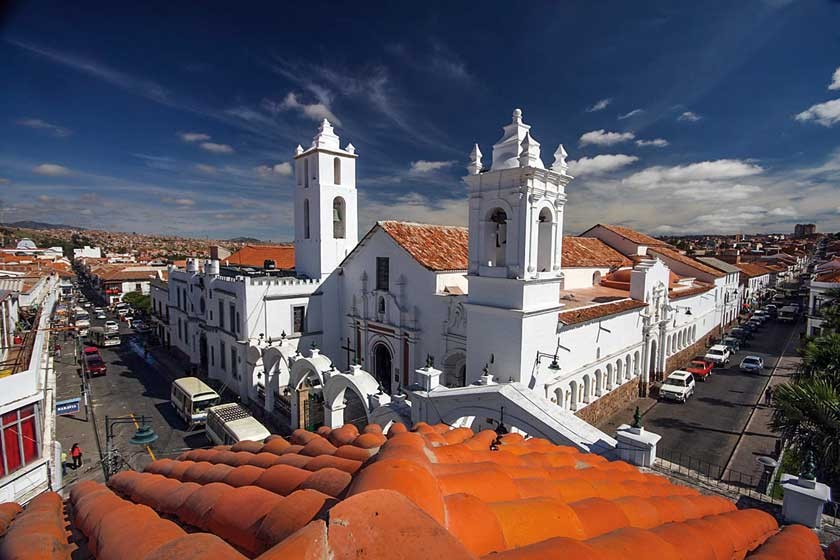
[84,348,107,376]
[686,358,713,381]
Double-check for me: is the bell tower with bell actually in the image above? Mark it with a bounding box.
[293,119,359,280]
[463,108,574,385]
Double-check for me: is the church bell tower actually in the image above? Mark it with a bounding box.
[293,119,359,280]
[464,109,574,385]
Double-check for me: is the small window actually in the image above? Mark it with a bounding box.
[135,283,142,292]
[376,257,389,291]
[230,303,236,333]
[236,312,241,334]
[304,199,310,239]
[218,301,224,329]
[293,306,305,334]
[378,296,385,315]
[333,157,341,185]
[211,346,215,366]
[231,347,238,378]
[220,341,226,370]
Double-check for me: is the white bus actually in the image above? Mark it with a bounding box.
[171,377,221,427]
[205,403,270,446]
[778,305,798,323]
[88,326,120,348]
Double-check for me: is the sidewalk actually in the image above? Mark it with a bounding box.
[723,324,801,484]
[594,395,657,436]
[52,346,103,491]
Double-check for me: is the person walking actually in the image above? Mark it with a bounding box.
[764,385,773,406]
[60,450,68,476]
[70,443,82,469]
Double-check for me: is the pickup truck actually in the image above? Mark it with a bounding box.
[686,358,714,382]
[703,344,732,366]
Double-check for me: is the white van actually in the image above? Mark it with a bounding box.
[171,377,221,427]
[88,326,120,348]
[205,403,270,446]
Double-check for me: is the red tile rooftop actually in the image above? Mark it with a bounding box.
[0,422,834,559]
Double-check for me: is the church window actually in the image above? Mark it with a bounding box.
[293,306,305,334]
[592,271,602,286]
[333,157,341,185]
[218,301,224,329]
[220,341,226,370]
[303,199,310,239]
[537,207,553,272]
[376,257,390,291]
[377,296,386,315]
[484,208,507,267]
[333,197,346,239]
[304,158,309,188]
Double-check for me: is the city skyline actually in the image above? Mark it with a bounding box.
[3,0,840,239]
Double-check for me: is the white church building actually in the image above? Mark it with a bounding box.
[157,110,742,441]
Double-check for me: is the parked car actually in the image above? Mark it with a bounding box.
[721,336,741,353]
[96,312,107,320]
[131,319,145,330]
[729,327,751,341]
[765,304,778,318]
[704,344,732,366]
[686,358,714,382]
[740,355,765,374]
[104,320,119,334]
[746,318,763,330]
[659,371,696,403]
[83,346,107,376]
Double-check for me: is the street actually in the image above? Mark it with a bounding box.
[639,316,800,485]
[54,304,202,486]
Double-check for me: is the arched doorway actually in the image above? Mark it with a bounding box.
[342,388,368,431]
[443,351,467,388]
[372,343,393,394]
[649,339,658,379]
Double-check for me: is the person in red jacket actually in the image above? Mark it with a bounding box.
[70,443,82,469]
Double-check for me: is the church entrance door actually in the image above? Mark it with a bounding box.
[373,343,392,394]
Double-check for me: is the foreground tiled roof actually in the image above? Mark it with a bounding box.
[0,423,833,559]
[379,221,469,271]
[225,245,295,269]
[563,237,633,268]
[584,224,672,248]
[649,247,726,278]
[558,299,647,325]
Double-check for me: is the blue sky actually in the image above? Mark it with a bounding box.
[3,0,840,239]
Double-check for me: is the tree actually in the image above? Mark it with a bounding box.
[121,292,151,315]
[798,333,840,387]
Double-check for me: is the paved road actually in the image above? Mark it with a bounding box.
[641,316,799,483]
[55,303,204,486]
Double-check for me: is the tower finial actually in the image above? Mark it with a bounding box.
[468,143,483,175]
[519,131,543,169]
[513,108,523,123]
[551,144,569,174]
[294,144,303,156]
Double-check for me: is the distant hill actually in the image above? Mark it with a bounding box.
[2,220,86,231]
[226,236,263,243]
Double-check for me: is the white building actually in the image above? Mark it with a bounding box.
[159,110,744,434]
[72,246,101,260]
[806,269,840,337]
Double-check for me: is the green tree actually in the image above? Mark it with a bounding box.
[121,292,151,314]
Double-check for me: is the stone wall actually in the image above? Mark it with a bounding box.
[575,376,640,426]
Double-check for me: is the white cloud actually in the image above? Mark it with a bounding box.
[586,98,612,112]
[635,138,669,148]
[17,118,72,137]
[768,206,797,217]
[624,159,762,187]
[360,192,467,231]
[618,109,643,120]
[678,111,702,122]
[278,92,341,125]
[180,132,211,142]
[161,196,195,206]
[579,129,635,146]
[567,154,639,176]
[200,142,235,154]
[795,99,840,127]
[829,66,840,91]
[33,163,71,176]
[255,162,293,177]
[408,160,456,174]
[194,164,217,174]
[0,178,9,185]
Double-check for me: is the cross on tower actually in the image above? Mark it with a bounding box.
[341,337,358,367]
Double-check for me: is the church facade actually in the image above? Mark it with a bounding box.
[159,110,742,433]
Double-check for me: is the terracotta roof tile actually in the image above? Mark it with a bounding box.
[378,221,469,271]
[735,262,773,278]
[225,245,295,269]
[815,269,840,283]
[562,237,633,268]
[669,283,714,300]
[5,421,837,559]
[648,247,725,278]
[586,224,672,248]
[558,299,647,325]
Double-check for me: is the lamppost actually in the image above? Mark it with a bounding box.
[103,415,158,480]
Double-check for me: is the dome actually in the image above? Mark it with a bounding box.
[16,238,37,250]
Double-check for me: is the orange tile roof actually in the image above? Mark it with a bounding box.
[815,269,840,283]
[669,282,714,300]
[558,299,647,325]
[379,221,469,271]
[585,224,672,248]
[735,262,773,278]
[1,423,835,559]
[225,245,295,269]
[648,247,725,278]
[562,237,632,268]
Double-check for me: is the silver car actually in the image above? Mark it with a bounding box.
[740,355,764,373]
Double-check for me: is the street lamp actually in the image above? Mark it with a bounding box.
[103,415,158,480]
